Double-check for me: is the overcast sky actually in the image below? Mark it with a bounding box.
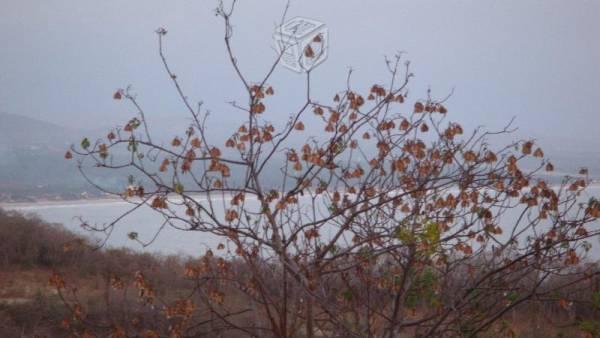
[1,0,599,152]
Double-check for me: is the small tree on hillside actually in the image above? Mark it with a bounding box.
[59,2,600,337]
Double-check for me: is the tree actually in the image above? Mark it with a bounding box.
[60,1,600,337]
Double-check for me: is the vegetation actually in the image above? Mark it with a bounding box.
[0,209,186,337]
[0,212,598,337]
[4,1,598,337]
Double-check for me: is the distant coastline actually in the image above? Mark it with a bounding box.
[3,182,599,211]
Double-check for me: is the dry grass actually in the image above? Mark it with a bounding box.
[0,209,598,337]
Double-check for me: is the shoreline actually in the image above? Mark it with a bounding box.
[2,183,600,210]
[0,197,125,210]
[0,192,258,210]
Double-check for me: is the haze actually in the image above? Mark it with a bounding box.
[1,0,599,152]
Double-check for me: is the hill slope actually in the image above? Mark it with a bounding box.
[0,113,114,201]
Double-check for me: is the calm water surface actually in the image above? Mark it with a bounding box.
[3,187,600,259]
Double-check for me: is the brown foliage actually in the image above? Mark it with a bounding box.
[60,3,600,337]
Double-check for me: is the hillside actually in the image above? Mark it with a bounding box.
[1,113,598,203]
[0,113,290,202]
[0,112,80,151]
[0,113,121,201]
[0,208,189,337]
[0,209,598,337]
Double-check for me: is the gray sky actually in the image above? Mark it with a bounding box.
[1,0,599,152]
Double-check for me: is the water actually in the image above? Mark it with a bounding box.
[2,198,225,257]
[3,187,600,259]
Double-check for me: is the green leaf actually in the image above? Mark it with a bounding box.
[333,141,345,154]
[579,320,600,336]
[342,289,353,301]
[174,183,184,194]
[128,139,138,152]
[396,227,414,243]
[424,221,440,243]
[506,291,519,303]
[81,138,90,149]
[593,291,600,309]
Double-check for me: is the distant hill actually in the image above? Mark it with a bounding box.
[0,112,80,152]
[0,113,287,201]
[0,113,120,201]
[0,113,597,201]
